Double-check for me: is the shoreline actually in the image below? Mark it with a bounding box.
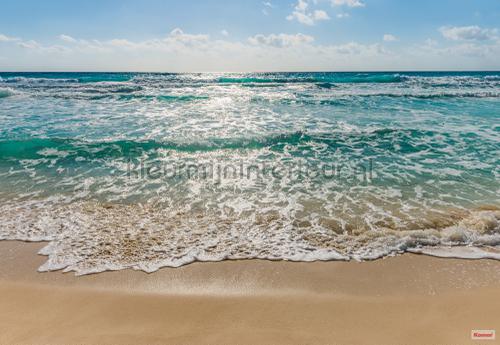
[1,241,500,344]
[1,200,499,275]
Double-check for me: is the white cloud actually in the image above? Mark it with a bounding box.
[262,1,274,15]
[331,0,365,8]
[313,10,330,21]
[170,28,184,35]
[0,34,19,42]
[167,28,210,45]
[439,26,498,41]
[410,38,500,68]
[287,0,330,25]
[336,13,350,18]
[108,39,135,47]
[17,40,41,49]
[296,0,308,11]
[59,34,76,43]
[221,30,229,37]
[331,41,387,55]
[287,12,313,25]
[330,0,363,19]
[248,33,314,47]
[2,28,500,72]
[383,34,397,42]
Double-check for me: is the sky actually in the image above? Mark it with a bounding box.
[0,0,499,72]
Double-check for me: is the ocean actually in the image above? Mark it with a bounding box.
[0,71,499,275]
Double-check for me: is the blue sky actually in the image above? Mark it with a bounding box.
[1,0,499,71]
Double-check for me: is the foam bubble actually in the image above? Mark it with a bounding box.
[0,200,498,275]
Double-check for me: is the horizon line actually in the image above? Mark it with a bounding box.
[1,70,500,73]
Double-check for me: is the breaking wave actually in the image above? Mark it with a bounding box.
[0,128,477,160]
[0,87,15,98]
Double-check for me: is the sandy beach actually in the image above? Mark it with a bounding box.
[0,241,498,345]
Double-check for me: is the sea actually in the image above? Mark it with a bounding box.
[0,71,499,275]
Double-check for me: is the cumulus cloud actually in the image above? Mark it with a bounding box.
[313,10,330,21]
[439,26,498,41]
[248,33,314,47]
[17,40,41,49]
[59,34,76,43]
[287,0,330,25]
[221,30,229,37]
[0,34,19,42]
[168,28,209,43]
[331,0,365,8]
[383,34,397,42]
[11,39,70,55]
[262,1,274,15]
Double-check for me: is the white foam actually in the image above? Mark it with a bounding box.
[409,246,500,260]
[0,200,498,276]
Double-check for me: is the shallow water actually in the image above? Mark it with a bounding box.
[0,71,499,274]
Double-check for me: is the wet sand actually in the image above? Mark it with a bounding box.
[0,241,499,344]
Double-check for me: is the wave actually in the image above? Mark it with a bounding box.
[484,75,500,81]
[400,92,500,99]
[0,88,15,98]
[0,73,134,84]
[74,94,208,102]
[0,76,79,84]
[0,129,451,160]
[156,95,209,102]
[251,91,500,106]
[3,72,500,87]
[20,89,500,102]
[0,134,309,159]
[77,74,134,83]
[88,94,209,102]
[330,74,406,83]
[217,74,405,84]
[19,87,209,101]
[316,82,337,89]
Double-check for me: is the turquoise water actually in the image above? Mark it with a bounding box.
[0,72,499,274]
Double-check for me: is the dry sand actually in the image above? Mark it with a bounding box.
[0,241,499,345]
